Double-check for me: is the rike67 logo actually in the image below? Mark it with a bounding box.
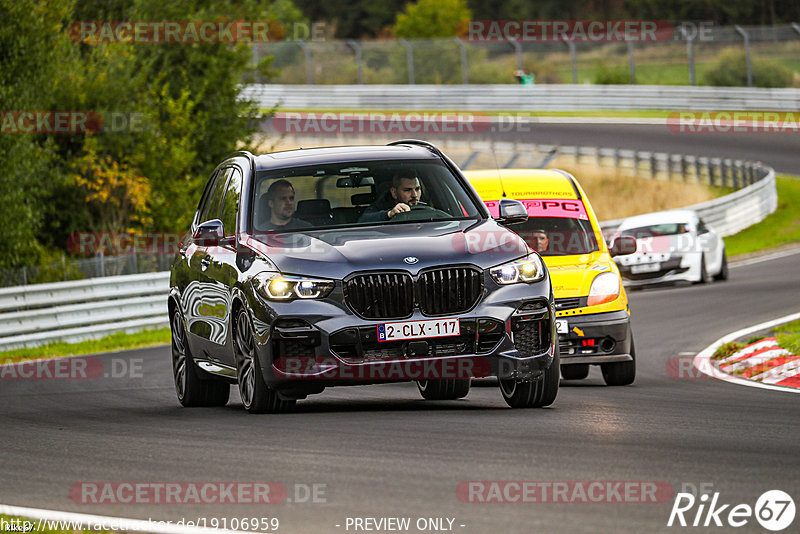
[668,488,795,531]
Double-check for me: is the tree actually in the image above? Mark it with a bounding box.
[393,0,471,39]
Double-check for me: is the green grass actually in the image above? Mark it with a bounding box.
[775,319,800,354]
[0,328,170,365]
[712,341,745,360]
[724,175,800,257]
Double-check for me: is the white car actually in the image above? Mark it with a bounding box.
[611,210,728,286]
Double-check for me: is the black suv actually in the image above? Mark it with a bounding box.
[169,140,558,413]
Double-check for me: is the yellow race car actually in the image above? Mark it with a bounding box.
[464,169,637,385]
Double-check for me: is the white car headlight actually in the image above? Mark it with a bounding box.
[489,254,546,285]
[588,272,620,306]
[254,273,334,301]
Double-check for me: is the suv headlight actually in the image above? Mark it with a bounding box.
[254,273,334,301]
[489,254,546,285]
[587,272,620,306]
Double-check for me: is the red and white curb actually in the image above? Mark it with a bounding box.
[693,311,800,393]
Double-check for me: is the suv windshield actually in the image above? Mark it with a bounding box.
[621,223,690,239]
[514,217,599,256]
[252,159,481,232]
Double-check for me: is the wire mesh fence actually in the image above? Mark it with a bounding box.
[250,24,800,86]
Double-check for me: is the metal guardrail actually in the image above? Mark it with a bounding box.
[242,84,800,111]
[0,143,776,351]
[0,273,169,350]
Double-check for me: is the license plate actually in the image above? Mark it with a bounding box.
[631,262,661,274]
[556,319,568,334]
[377,318,460,342]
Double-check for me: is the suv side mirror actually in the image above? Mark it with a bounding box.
[496,199,528,225]
[609,235,637,256]
[194,219,224,247]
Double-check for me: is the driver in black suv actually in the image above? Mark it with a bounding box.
[359,173,422,222]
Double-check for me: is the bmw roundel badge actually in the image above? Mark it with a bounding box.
[404,256,419,265]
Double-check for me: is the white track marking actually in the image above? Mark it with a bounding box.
[693,312,800,394]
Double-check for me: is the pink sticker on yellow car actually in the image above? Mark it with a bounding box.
[485,199,589,220]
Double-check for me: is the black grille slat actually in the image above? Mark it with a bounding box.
[345,272,414,319]
[555,297,581,311]
[345,267,481,319]
[417,266,481,316]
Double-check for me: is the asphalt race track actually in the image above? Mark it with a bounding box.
[1,252,799,533]
[1,125,799,533]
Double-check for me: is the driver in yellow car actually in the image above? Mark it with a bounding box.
[359,174,422,222]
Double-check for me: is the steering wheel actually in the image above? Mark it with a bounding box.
[391,203,451,222]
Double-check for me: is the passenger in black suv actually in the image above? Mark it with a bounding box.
[169,140,559,413]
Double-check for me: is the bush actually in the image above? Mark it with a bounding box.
[703,47,793,88]
[592,63,630,84]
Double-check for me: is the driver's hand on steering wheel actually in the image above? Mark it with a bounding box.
[387,203,411,219]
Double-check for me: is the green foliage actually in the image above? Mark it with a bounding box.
[593,63,631,84]
[393,0,471,39]
[0,0,74,270]
[724,176,800,257]
[703,47,793,88]
[711,341,744,360]
[1,0,304,283]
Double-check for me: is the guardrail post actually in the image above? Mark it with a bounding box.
[455,38,469,84]
[510,41,523,72]
[562,39,578,83]
[613,148,621,171]
[735,26,753,87]
[399,39,415,84]
[296,41,313,84]
[680,25,696,86]
[346,40,363,84]
[720,159,729,187]
[694,157,702,184]
[649,153,657,179]
[627,41,636,84]
[706,158,715,186]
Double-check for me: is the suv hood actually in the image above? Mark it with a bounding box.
[245,220,530,279]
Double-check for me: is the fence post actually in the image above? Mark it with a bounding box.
[399,39,415,84]
[649,153,657,179]
[510,41,523,72]
[627,41,636,84]
[562,39,578,83]
[720,159,729,187]
[346,40,363,84]
[454,38,469,84]
[680,25,696,86]
[296,41,313,84]
[734,26,753,87]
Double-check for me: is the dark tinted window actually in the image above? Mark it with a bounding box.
[201,168,231,223]
[220,168,242,237]
[514,217,599,256]
[621,223,690,239]
[252,159,481,232]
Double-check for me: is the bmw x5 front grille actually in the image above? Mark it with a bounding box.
[344,266,483,320]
